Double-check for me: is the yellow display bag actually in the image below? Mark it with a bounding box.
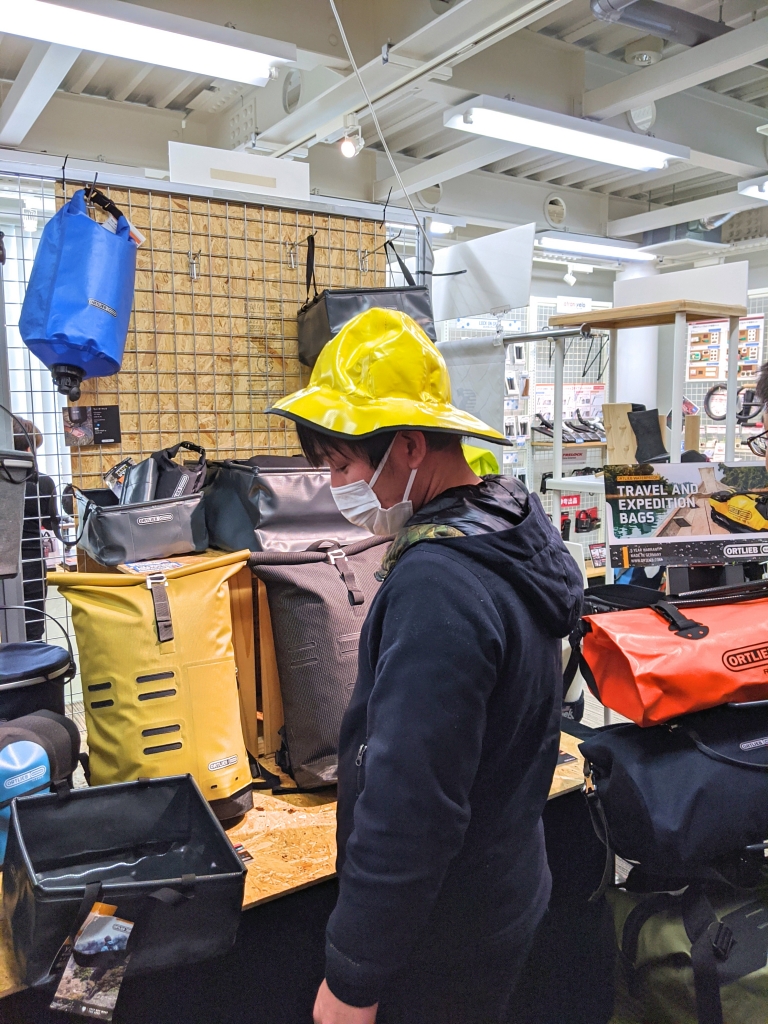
[49,551,253,820]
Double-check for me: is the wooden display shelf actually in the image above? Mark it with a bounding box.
[586,565,606,579]
[0,734,584,998]
[549,299,747,332]
[531,441,607,448]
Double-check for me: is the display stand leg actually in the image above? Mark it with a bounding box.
[608,329,617,403]
[669,311,686,463]
[725,315,740,462]
[552,336,564,536]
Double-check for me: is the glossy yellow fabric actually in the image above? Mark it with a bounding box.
[49,551,250,804]
[272,308,508,444]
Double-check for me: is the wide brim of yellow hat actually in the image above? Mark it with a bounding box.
[270,383,512,445]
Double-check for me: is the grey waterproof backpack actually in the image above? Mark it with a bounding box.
[249,536,390,788]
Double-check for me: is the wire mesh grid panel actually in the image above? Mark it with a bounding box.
[1,173,386,715]
[67,185,386,488]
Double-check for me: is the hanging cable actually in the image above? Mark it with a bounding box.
[326,0,435,262]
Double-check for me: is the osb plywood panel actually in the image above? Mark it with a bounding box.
[66,185,386,489]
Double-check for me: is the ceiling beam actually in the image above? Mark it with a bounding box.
[583,17,768,119]
[66,54,106,96]
[607,191,766,235]
[0,41,81,146]
[256,0,573,154]
[151,73,199,110]
[373,137,529,200]
[110,63,153,104]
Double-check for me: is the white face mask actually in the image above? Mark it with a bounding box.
[330,437,417,536]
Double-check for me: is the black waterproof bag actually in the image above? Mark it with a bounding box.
[580,704,768,881]
[204,455,369,553]
[75,487,208,566]
[250,536,390,787]
[297,235,436,367]
[3,774,246,986]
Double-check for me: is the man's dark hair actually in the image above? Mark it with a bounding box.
[757,361,768,409]
[296,422,460,469]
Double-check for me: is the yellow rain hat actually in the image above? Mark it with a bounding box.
[270,307,510,445]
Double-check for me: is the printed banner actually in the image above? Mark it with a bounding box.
[605,462,768,568]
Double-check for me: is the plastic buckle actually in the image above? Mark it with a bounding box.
[711,922,735,961]
[326,549,346,565]
[145,572,168,590]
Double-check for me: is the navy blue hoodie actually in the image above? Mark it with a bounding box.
[325,477,584,1007]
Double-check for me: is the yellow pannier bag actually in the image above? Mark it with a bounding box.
[49,550,252,820]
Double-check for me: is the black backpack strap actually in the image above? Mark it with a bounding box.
[155,440,205,463]
[383,238,416,286]
[682,884,734,1024]
[146,574,173,643]
[672,723,768,773]
[620,891,683,996]
[326,548,365,605]
[305,232,318,302]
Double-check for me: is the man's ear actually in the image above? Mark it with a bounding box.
[399,430,428,468]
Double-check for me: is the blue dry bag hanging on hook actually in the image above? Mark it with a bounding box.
[19,188,137,401]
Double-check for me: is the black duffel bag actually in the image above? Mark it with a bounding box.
[74,487,208,566]
[580,703,768,881]
[3,774,246,986]
[204,455,369,553]
[297,234,436,367]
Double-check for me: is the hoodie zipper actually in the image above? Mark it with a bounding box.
[355,743,367,793]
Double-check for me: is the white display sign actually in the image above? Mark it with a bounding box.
[687,316,764,382]
[169,142,310,201]
[556,295,593,314]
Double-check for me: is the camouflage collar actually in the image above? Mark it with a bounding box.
[375,523,465,581]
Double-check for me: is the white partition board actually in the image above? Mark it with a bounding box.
[437,335,506,463]
[432,223,535,322]
[614,261,748,307]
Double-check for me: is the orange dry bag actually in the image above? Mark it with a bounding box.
[564,581,768,726]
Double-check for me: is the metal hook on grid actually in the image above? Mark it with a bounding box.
[358,248,370,274]
[285,241,298,270]
[85,173,99,216]
[187,250,202,282]
[583,336,606,380]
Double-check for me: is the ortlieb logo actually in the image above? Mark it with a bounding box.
[723,542,768,559]
[208,755,238,772]
[136,514,173,525]
[4,765,46,789]
[88,298,117,317]
[740,736,768,751]
[723,643,768,671]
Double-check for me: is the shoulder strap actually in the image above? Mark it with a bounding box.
[305,232,318,302]
[683,884,733,1024]
[673,723,768,772]
[383,239,417,287]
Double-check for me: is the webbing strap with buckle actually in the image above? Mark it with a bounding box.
[327,549,364,606]
[146,573,173,642]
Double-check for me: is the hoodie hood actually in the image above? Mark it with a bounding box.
[407,476,583,638]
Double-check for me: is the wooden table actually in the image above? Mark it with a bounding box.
[0,733,584,998]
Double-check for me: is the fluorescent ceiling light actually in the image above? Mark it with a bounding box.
[444,96,689,172]
[536,234,657,262]
[429,221,454,235]
[739,174,768,201]
[0,0,296,86]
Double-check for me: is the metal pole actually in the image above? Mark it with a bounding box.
[553,336,564,536]
[669,311,687,463]
[608,329,618,403]
[418,217,434,302]
[725,315,740,462]
[0,265,27,643]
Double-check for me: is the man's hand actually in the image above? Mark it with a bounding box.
[313,980,378,1024]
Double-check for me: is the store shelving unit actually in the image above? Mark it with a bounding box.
[546,299,748,583]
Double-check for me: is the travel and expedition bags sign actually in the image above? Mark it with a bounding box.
[604,462,768,568]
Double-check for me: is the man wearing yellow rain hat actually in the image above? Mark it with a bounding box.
[270,309,583,1024]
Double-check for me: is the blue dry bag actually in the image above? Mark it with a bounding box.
[19,188,137,401]
[0,710,79,864]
